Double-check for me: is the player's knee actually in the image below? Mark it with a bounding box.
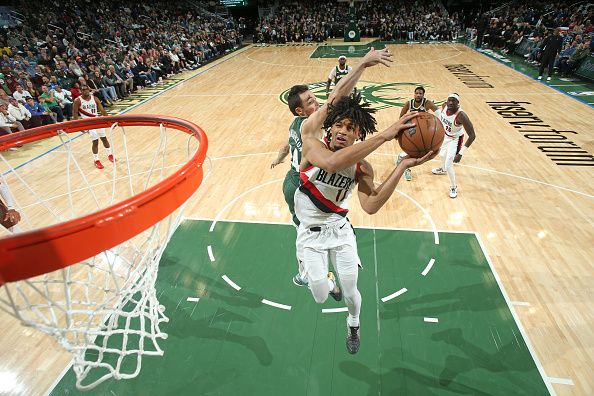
[310,279,329,304]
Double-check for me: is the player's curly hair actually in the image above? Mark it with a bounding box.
[323,91,377,141]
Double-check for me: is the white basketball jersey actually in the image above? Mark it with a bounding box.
[438,103,464,138]
[78,96,98,118]
[295,156,359,228]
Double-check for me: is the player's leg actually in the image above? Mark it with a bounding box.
[284,171,308,286]
[90,130,104,169]
[298,225,340,303]
[332,227,362,354]
[432,139,449,175]
[97,129,114,162]
[444,138,460,198]
[396,152,412,181]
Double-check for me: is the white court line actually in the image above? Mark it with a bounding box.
[547,377,574,386]
[186,297,200,302]
[424,317,439,323]
[261,299,292,310]
[322,307,349,313]
[207,245,215,262]
[209,178,283,232]
[393,188,440,245]
[381,288,408,303]
[221,275,241,291]
[475,233,556,395]
[185,216,476,234]
[511,301,531,306]
[421,258,436,276]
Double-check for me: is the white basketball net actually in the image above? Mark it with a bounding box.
[0,122,207,390]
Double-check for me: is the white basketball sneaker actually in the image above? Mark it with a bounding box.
[432,167,447,175]
[449,186,458,198]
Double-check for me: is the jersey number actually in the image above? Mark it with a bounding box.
[335,189,348,202]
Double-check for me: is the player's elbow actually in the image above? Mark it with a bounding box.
[362,204,378,215]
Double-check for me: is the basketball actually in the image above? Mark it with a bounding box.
[398,112,445,158]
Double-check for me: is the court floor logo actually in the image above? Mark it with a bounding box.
[279,81,431,111]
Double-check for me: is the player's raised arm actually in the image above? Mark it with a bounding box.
[301,47,393,139]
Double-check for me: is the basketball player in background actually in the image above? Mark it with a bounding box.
[297,93,434,354]
[396,86,438,181]
[271,47,393,287]
[0,181,22,233]
[431,93,476,198]
[72,86,114,169]
[325,55,352,97]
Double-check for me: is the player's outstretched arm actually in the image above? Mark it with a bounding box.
[271,144,290,168]
[301,47,393,139]
[357,151,435,214]
[454,111,476,163]
[302,112,419,173]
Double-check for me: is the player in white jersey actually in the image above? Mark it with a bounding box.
[0,182,22,233]
[325,55,352,97]
[297,93,435,354]
[72,85,113,169]
[431,93,477,198]
[270,48,393,288]
[396,86,438,181]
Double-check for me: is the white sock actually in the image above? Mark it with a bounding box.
[93,153,99,161]
[347,315,359,328]
[106,147,112,155]
[447,166,456,188]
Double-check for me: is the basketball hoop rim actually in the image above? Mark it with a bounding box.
[0,115,208,285]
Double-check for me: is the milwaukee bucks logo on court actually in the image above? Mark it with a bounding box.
[279,81,431,111]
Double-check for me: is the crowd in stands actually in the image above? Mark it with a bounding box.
[255,0,463,44]
[0,0,243,136]
[255,1,349,43]
[471,2,593,78]
[360,0,464,42]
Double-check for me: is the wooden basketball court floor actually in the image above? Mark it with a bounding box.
[0,42,592,395]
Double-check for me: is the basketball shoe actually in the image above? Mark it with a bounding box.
[292,274,309,287]
[94,160,104,169]
[449,186,458,198]
[432,167,447,175]
[346,324,360,354]
[108,154,115,163]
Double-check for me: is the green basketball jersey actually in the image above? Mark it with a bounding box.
[334,65,350,84]
[288,116,307,173]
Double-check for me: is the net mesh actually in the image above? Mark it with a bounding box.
[0,121,206,390]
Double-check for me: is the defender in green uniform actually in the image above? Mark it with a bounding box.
[270,47,395,286]
[325,55,352,97]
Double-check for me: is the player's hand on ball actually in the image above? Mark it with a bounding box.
[361,47,393,68]
[453,154,462,163]
[400,150,438,169]
[381,112,419,142]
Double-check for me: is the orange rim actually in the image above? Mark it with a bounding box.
[0,115,208,285]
